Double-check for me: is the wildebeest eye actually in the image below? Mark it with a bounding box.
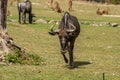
[58,35,62,38]
[68,33,72,36]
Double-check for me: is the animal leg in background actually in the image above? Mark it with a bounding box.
[28,13,32,24]
[68,0,72,11]
[18,11,21,24]
[22,12,26,23]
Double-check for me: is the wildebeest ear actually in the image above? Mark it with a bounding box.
[49,29,60,35]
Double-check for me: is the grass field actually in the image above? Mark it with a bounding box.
[0,0,120,80]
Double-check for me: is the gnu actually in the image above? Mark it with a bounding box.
[49,12,80,68]
[18,0,32,24]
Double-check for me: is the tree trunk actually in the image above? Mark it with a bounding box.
[0,0,7,30]
[0,0,24,61]
[0,0,8,61]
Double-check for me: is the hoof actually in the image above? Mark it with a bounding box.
[68,62,74,69]
[67,65,74,69]
[65,59,68,63]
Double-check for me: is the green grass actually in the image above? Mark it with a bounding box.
[0,0,120,80]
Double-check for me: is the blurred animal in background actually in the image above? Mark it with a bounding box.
[102,8,110,15]
[7,10,11,16]
[10,0,20,6]
[47,0,54,8]
[96,8,110,15]
[68,0,73,11]
[96,8,103,15]
[53,1,63,13]
[18,0,32,24]
[9,0,20,17]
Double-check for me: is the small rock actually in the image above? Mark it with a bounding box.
[35,19,48,24]
[81,21,90,25]
[107,46,112,49]
[110,23,119,27]
[7,19,17,22]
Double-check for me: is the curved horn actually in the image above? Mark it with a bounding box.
[50,24,56,32]
[67,23,76,32]
[49,24,60,35]
[50,24,60,33]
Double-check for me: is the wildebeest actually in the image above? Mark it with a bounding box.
[49,12,80,68]
[18,0,32,24]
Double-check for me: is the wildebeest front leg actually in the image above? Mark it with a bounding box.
[68,40,75,67]
[61,53,68,63]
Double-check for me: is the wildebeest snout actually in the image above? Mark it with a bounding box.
[60,37,68,53]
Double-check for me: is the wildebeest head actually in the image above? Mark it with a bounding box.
[49,23,76,53]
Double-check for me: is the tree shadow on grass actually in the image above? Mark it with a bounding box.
[66,61,92,69]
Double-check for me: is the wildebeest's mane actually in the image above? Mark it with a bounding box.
[59,12,80,31]
[59,12,71,29]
